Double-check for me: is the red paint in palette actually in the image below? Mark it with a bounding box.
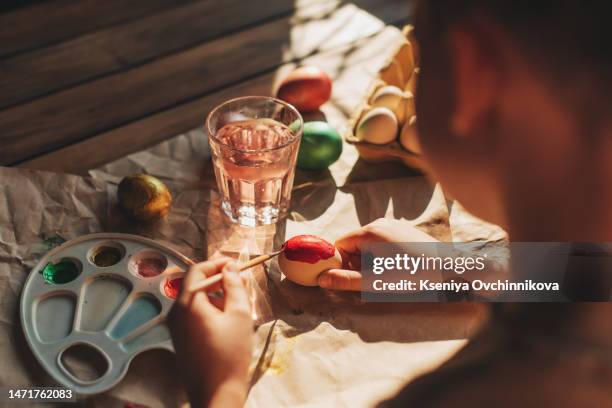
[283,235,335,264]
[164,277,183,299]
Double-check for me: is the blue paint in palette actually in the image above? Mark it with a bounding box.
[109,295,161,339]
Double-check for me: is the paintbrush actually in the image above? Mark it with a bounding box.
[187,248,283,294]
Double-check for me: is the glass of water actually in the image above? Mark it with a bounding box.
[206,96,303,226]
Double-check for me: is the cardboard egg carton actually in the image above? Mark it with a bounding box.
[346,26,428,172]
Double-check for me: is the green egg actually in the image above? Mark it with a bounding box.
[297,121,343,171]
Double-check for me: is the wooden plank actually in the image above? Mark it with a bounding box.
[20,27,404,174]
[0,0,194,58]
[0,1,397,165]
[20,74,274,174]
[0,0,296,109]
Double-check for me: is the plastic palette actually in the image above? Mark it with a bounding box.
[20,233,192,395]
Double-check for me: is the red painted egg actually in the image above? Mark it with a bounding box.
[278,235,342,286]
[276,67,332,112]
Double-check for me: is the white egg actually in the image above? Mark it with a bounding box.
[399,115,421,154]
[355,107,398,145]
[278,249,342,286]
[370,85,412,125]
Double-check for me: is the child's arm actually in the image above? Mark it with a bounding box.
[168,258,253,408]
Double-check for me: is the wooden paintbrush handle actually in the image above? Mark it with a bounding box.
[187,250,281,293]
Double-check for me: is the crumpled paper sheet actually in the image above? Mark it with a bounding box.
[0,154,494,408]
[0,168,107,394]
[247,321,468,408]
[0,17,506,408]
[0,166,211,407]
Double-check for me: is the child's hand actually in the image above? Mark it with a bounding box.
[168,258,253,408]
[318,218,438,291]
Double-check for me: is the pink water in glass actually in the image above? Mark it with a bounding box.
[207,98,303,226]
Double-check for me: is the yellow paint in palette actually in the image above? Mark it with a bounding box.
[91,245,123,267]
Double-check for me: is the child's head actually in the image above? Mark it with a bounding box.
[414,0,611,237]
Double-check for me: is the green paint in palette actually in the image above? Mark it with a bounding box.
[40,260,80,284]
[110,296,161,339]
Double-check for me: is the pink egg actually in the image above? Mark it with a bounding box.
[276,67,332,112]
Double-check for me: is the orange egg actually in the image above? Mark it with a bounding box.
[276,66,332,112]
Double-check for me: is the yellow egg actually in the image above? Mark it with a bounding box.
[399,115,421,154]
[370,85,411,125]
[356,107,398,145]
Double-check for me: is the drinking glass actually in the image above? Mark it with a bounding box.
[206,96,303,226]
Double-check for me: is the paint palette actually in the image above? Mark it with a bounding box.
[20,233,192,395]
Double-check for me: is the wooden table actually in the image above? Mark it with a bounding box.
[0,0,410,173]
